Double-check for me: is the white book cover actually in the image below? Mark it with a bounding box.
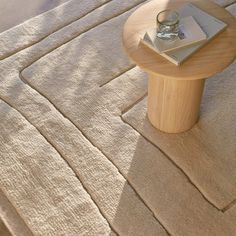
[144,16,207,53]
[140,3,228,65]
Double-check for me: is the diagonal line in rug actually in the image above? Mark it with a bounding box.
[19,3,236,235]
[21,4,236,209]
[0,1,172,235]
[0,219,11,236]
[0,0,236,235]
[0,189,33,236]
[0,0,113,60]
[0,99,114,235]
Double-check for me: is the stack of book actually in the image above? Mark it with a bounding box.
[140,3,227,66]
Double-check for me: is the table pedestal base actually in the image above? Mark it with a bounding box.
[148,74,205,133]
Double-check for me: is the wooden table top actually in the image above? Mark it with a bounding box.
[123,0,236,80]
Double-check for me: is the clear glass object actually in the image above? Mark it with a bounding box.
[156,10,180,40]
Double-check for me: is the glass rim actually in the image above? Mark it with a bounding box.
[156,10,179,26]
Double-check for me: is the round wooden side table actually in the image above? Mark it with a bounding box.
[123,0,236,133]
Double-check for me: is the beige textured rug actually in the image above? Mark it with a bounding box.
[0,0,236,235]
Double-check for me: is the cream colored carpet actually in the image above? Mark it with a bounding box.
[0,0,236,235]
[0,0,69,33]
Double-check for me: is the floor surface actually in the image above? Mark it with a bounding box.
[0,0,69,33]
[0,0,236,235]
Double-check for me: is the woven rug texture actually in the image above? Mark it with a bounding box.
[0,0,236,235]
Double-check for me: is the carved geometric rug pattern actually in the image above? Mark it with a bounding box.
[0,0,236,235]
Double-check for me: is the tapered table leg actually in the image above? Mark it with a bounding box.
[147,74,205,133]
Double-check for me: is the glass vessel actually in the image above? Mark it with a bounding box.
[156,10,180,40]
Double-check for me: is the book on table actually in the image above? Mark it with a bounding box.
[142,16,207,53]
[140,3,228,66]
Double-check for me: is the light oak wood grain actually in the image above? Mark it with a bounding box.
[148,75,205,133]
[123,0,236,80]
[123,0,236,132]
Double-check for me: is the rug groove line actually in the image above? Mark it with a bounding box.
[0,190,34,236]
[99,65,136,87]
[18,73,171,236]
[0,191,35,236]
[0,98,42,236]
[18,0,147,72]
[1,0,146,63]
[16,2,171,232]
[0,0,113,61]
[121,93,148,115]
[225,2,236,8]
[222,198,236,212]
[121,107,222,212]
[0,96,118,235]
